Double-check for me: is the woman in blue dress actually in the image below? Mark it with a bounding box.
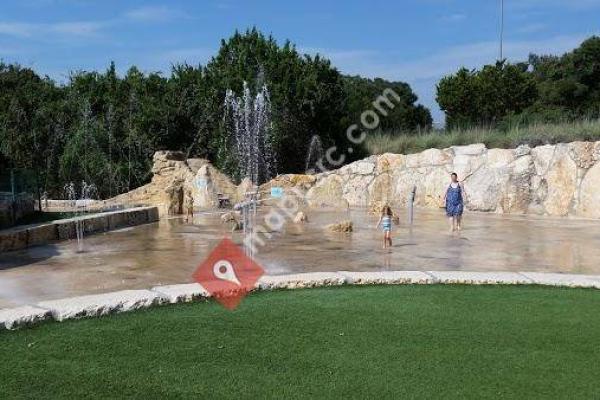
[444,172,466,233]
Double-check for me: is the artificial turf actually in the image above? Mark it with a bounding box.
[1,285,600,399]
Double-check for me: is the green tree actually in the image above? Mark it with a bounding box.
[529,36,600,116]
[341,76,432,132]
[0,63,65,200]
[0,29,433,195]
[437,61,537,128]
[203,28,346,177]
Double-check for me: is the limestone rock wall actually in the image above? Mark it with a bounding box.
[105,151,241,216]
[268,141,600,218]
[110,142,600,219]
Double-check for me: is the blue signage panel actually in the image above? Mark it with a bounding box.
[271,187,284,198]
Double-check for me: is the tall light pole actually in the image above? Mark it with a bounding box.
[499,0,504,61]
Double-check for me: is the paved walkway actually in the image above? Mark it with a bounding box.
[1,208,600,309]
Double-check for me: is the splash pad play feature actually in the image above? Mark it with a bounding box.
[2,207,600,311]
[224,82,281,261]
[63,181,99,253]
[3,134,600,325]
[224,82,277,185]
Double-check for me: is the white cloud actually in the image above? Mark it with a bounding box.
[0,20,104,38]
[51,21,104,36]
[216,2,234,10]
[0,45,20,56]
[0,22,37,37]
[440,13,467,22]
[511,0,600,9]
[318,33,593,82]
[124,6,185,22]
[304,33,596,123]
[517,23,547,34]
[0,6,185,42]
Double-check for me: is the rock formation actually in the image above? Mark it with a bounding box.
[326,220,353,232]
[104,151,240,216]
[293,211,308,223]
[108,141,600,219]
[221,211,243,231]
[261,141,600,219]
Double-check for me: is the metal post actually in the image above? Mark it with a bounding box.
[408,186,416,225]
[10,169,16,225]
[499,0,504,61]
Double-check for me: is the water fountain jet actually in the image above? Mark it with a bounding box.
[224,82,277,258]
[63,181,98,253]
[305,135,324,174]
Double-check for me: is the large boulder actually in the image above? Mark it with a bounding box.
[569,141,596,169]
[451,143,486,156]
[306,175,348,208]
[338,157,376,176]
[325,220,353,232]
[486,148,514,168]
[368,173,395,208]
[420,167,451,208]
[293,211,308,223]
[500,155,534,214]
[450,153,485,181]
[191,164,217,209]
[542,151,577,216]
[578,162,600,218]
[376,153,405,174]
[151,151,186,175]
[405,148,451,168]
[343,175,374,207]
[464,166,505,212]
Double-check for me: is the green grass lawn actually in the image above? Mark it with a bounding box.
[2,285,600,399]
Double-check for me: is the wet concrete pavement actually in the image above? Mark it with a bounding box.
[1,208,599,309]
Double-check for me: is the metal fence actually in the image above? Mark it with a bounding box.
[0,169,39,228]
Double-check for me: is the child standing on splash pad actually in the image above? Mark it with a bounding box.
[185,191,194,223]
[444,172,465,233]
[376,205,394,249]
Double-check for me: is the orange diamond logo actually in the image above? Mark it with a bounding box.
[193,238,264,310]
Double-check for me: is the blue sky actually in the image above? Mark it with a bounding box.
[1,0,599,124]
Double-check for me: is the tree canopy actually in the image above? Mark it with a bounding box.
[0,28,431,197]
[437,36,600,129]
[342,76,432,133]
[436,62,537,129]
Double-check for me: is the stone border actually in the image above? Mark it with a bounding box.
[2,270,600,330]
[0,206,160,253]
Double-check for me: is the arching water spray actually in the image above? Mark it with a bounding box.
[224,82,277,185]
[305,135,324,174]
[224,82,277,259]
[63,181,98,253]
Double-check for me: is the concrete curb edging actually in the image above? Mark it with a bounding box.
[0,306,52,330]
[518,272,600,288]
[338,271,434,285]
[150,283,210,303]
[427,271,534,285]
[257,272,347,290]
[2,270,600,330]
[0,206,160,253]
[37,290,168,322]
